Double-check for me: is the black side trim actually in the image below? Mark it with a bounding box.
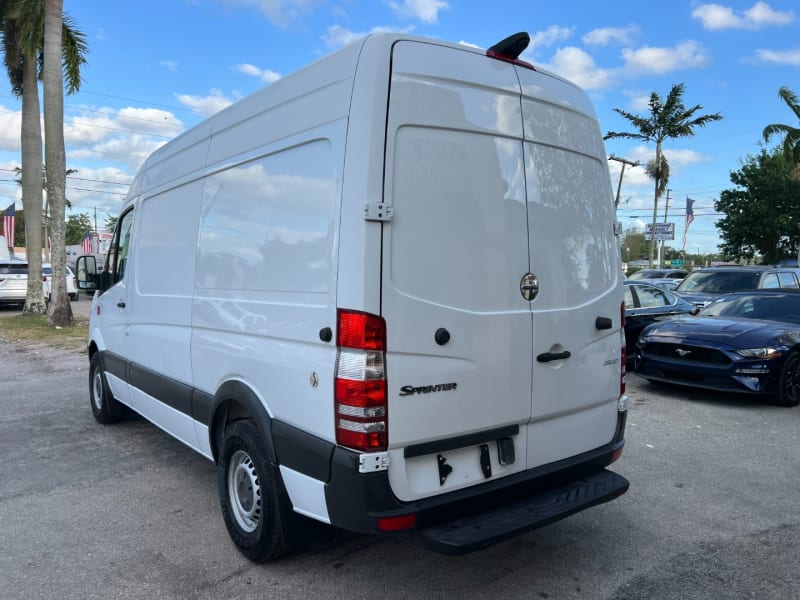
[404,425,520,458]
[272,420,335,482]
[191,389,214,427]
[102,351,128,382]
[128,363,193,416]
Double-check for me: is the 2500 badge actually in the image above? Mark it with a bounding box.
[398,382,457,396]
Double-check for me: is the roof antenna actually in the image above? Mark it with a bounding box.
[486,32,534,69]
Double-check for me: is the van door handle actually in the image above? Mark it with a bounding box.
[117,301,126,308]
[537,351,571,363]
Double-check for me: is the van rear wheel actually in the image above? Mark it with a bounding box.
[90,353,123,424]
[217,419,292,562]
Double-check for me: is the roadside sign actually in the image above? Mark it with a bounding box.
[644,222,675,241]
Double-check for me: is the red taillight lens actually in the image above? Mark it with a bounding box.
[337,309,386,351]
[335,309,388,451]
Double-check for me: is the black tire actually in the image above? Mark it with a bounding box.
[775,351,800,407]
[89,353,124,424]
[217,420,293,562]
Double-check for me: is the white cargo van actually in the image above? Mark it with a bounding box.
[78,32,629,561]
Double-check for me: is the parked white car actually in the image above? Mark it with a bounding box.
[43,262,79,302]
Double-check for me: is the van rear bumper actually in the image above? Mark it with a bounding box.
[320,411,628,551]
[419,469,628,554]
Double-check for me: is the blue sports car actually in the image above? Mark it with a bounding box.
[635,290,800,406]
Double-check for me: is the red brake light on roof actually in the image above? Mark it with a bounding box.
[486,32,535,71]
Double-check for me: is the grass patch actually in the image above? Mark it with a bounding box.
[0,313,88,351]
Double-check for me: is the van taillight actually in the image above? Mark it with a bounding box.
[335,309,388,451]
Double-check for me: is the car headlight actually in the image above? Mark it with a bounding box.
[734,347,783,359]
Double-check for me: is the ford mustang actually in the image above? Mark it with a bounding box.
[635,290,800,406]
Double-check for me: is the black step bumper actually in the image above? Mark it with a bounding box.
[419,469,629,555]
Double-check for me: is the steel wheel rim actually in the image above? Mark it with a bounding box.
[227,449,262,533]
[92,368,104,412]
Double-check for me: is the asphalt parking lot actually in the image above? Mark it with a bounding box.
[0,316,799,599]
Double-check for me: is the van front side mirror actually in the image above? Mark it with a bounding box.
[76,255,98,291]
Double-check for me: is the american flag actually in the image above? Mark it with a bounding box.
[2,203,14,248]
[81,231,95,254]
[681,197,696,250]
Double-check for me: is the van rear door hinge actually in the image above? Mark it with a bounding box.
[364,202,393,222]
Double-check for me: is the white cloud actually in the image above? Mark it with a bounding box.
[621,41,711,75]
[691,2,794,31]
[583,25,638,46]
[160,60,179,72]
[235,63,282,83]
[175,89,236,115]
[0,106,23,152]
[323,24,413,49]
[222,0,322,27]
[387,0,449,24]
[755,47,800,66]
[529,26,573,50]
[540,47,617,90]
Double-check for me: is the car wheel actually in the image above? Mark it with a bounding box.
[217,419,293,562]
[90,353,124,424]
[775,351,800,407]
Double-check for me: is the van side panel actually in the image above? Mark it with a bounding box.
[126,180,205,450]
[191,127,344,446]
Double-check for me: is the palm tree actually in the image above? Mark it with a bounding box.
[763,86,800,168]
[1,0,45,314]
[605,83,722,267]
[0,0,87,319]
[44,0,84,326]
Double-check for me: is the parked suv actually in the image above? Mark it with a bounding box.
[674,265,800,307]
[0,260,28,306]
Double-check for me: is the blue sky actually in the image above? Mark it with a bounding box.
[0,0,798,255]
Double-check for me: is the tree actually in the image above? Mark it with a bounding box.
[0,0,87,318]
[44,0,72,326]
[763,86,800,170]
[104,213,117,233]
[605,83,722,267]
[1,0,45,313]
[715,148,800,264]
[65,213,91,244]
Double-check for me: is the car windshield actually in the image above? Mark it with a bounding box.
[701,294,800,323]
[676,270,760,294]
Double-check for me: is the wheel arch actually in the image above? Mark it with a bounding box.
[209,380,276,465]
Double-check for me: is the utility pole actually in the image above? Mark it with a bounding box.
[659,188,671,268]
[609,155,640,209]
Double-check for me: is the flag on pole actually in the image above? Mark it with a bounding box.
[81,231,95,254]
[681,197,695,251]
[2,203,14,247]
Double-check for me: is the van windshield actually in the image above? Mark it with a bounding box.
[676,271,760,294]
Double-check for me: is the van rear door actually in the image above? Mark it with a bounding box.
[381,41,533,502]
[518,69,621,469]
[380,40,621,502]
